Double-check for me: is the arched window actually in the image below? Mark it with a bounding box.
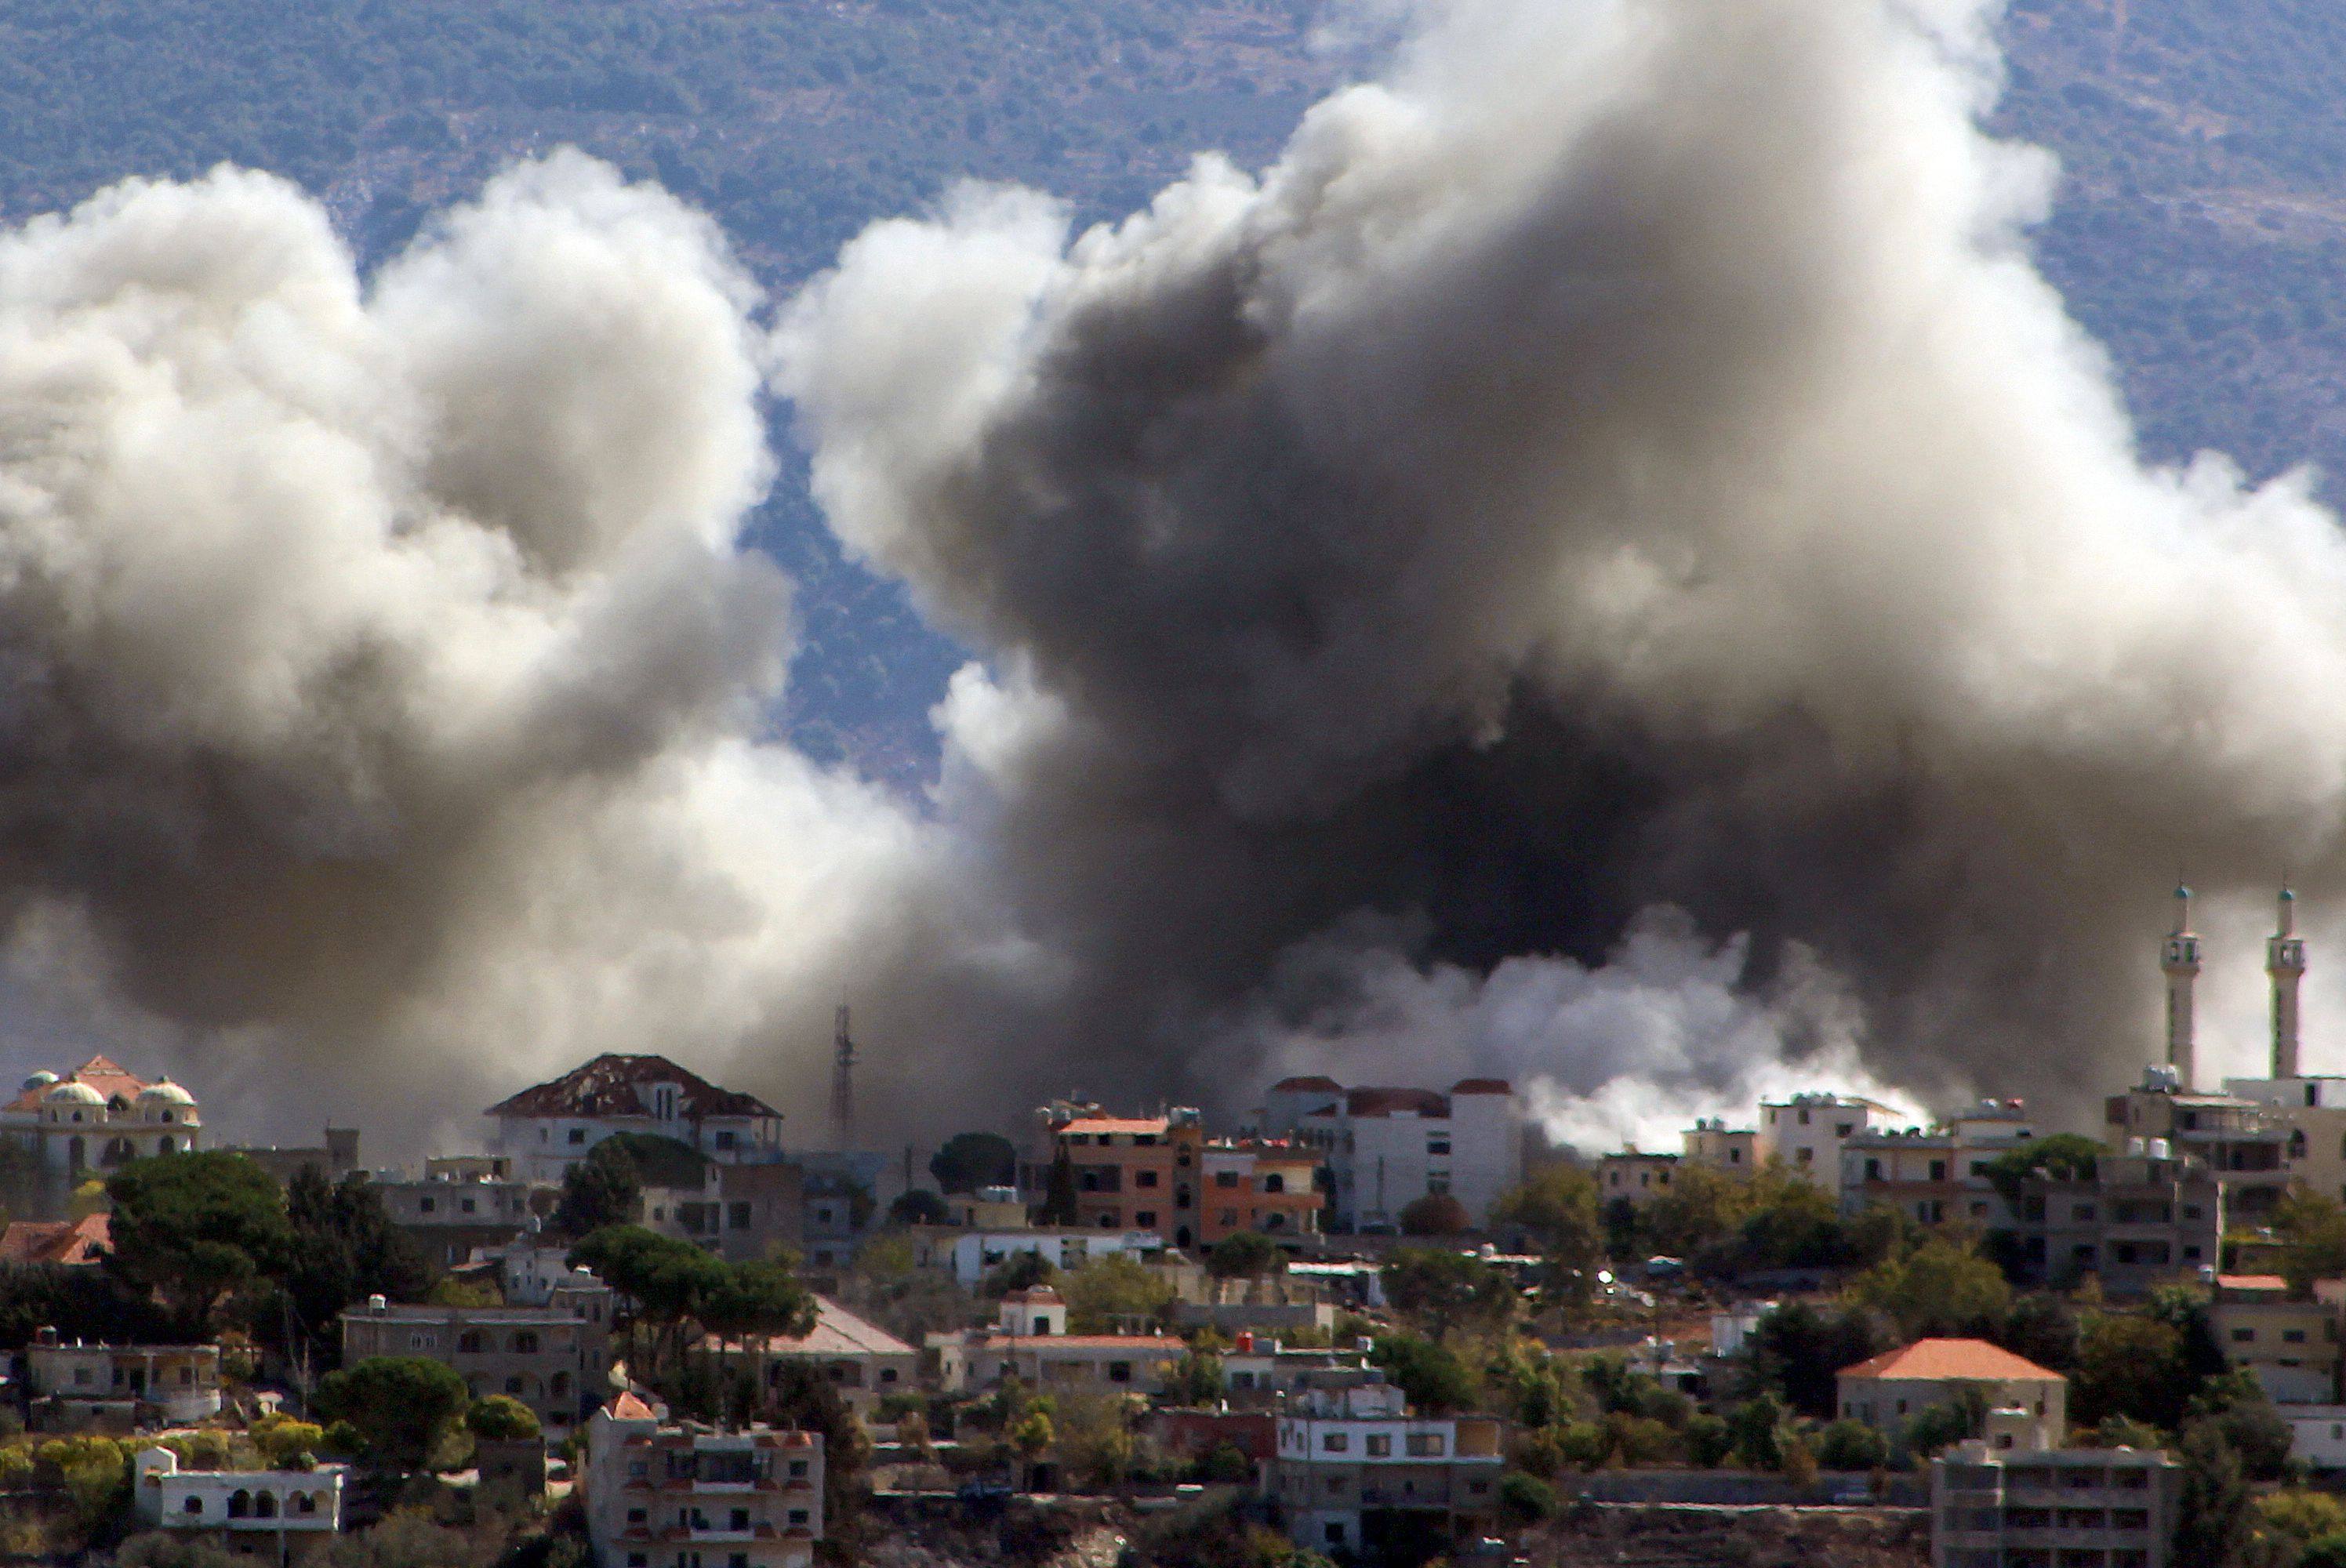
[182,1497,204,1515]
[292,1492,316,1515]
[228,1490,252,1519]
[504,1375,526,1396]
[510,1331,539,1354]
[458,1330,485,1354]
[550,1372,570,1396]
[157,1137,176,1154]
[67,1136,85,1169]
[1262,1174,1286,1194]
[255,1491,278,1519]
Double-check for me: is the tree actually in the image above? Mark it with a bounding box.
[1498,1471,1559,1524]
[1060,1255,1173,1334]
[1727,1393,1787,1469]
[1994,1294,2081,1374]
[552,1140,643,1238]
[273,1167,434,1371]
[888,1190,949,1226]
[1171,1348,1226,1406]
[466,1395,542,1442]
[1399,1192,1471,1236]
[2174,1421,2252,1568]
[105,1152,293,1334]
[1035,1149,1079,1227]
[1205,1231,1286,1279]
[1640,1165,1754,1260]
[2187,1370,2293,1481]
[1905,1385,1989,1457]
[1380,1247,1513,1338]
[1744,1301,1895,1419]
[929,1133,1018,1196]
[1490,1167,1603,1304]
[1370,1334,1474,1414]
[315,1357,469,1472]
[1850,1237,2011,1338]
[2071,1312,2191,1430]
[1815,1419,1889,1472]
[1983,1134,2106,1207]
[2274,1189,2346,1295]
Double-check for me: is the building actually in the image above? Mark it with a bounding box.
[639,1155,805,1265]
[134,1447,344,1564]
[902,1223,1163,1287]
[485,1054,785,1185]
[2210,1273,2341,1404]
[1681,1119,1763,1171]
[221,1130,361,1189]
[583,1392,824,1568]
[1838,1101,2037,1228]
[1836,1338,2066,1449]
[1197,1139,1325,1245]
[1267,1366,1504,1563]
[2223,890,2346,1204]
[1597,1151,1680,1209]
[794,1150,888,1270]
[1221,1335,1377,1406]
[340,1287,613,1439]
[487,1233,605,1306]
[927,1286,1184,1396]
[2282,1405,2346,1471]
[0,1212,108,1267]
[1760,1091,1901,1189]
[27,1333,221,1431]
[2006,1142,2223,1297]
[706,1295,918,1421]
[0,1057,200,1199]
[1028,1106,1199,1243]
[1930,1407,2181,1568]
[369,1160,536,1269]
[1257,1078,1521,1230]
[2104,1068,2289,1225]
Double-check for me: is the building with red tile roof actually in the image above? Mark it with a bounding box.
[0,1056,200,1205]
[0,1212,109,1268]
[482,1053,783,1184]
[1836,1338,2067,1446]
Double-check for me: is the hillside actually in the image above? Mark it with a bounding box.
[4,0,2346,782]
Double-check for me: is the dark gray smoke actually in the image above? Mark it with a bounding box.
[0,0,2340,1151]
[778,0,2346,1138]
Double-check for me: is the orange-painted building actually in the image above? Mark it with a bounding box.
[1198,1140,1325,1245]
[1046,1109,1204,1246]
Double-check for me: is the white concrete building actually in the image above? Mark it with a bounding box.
[1838,1100,2037,1227]
[904,1225,1164,1287]
[583,1392,823,1568]
[134,1448,344,1564]
[28,1334,220,1430]
[1762,1091,1901,1189]
[2283,1405,2346,1472]
[484,1054,784,1185]
[1268,1367,1505,1559]
[1257,1078,1520,1229]
[0,1055,199,1192]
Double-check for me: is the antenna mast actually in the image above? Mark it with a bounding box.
[830,1004,856,1147]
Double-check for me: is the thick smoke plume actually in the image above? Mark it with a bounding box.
[3,0,2346,1149]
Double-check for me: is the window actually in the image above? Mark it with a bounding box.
[628,1509,648,1525]
[568,1128,586,1145]
[183,1497,203,1515]
[1218,1210,1239,1226]
[1428,1138,1450,1156]
[715,1131,736,1150]
[1215,1172,1239,1189]
[1135,1211,1157,1227]
[729,1202,752,1229]
[2232,1328,2256,1343]
[787,1509,811,1526]
[1405,1434,1445,1457]
[729,1509,749,1530]
[1836,1123,1854,1137]
[459,1330,485,1353]
[1929,1160,1946,1181]
[512,1331,540,1354]
[506,1376,526,1395]
[1365,1435,1391,1456]
[419,1196,437,1214]
[1135,1171,1158,1189]
[2286,1330,2309,1344]
[1323,1432,1349,1452]
[461,1198,477,1214]
[1109,1362,1133,1383]
[1796,1148,1814,1165]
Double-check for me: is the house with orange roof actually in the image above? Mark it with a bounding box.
[2213,1273,2342,1404]
[1836,1338,2066,1448]
[1028,1102,1204,1247]
[0,1055,199,1207]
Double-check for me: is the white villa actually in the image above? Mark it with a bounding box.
[0,1054,199,1185]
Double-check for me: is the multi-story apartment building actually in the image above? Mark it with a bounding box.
[640,1158,804,1265]
[583,1392,824,1568]
[2225,1074,2346,1206]
[340,1287,613,1439]
[134,1447,345,1564]
[1597,1151,1680,1208]
[26,1333,220,1431]
[2211,1273,2341,1404]
[1198,1139,1324,1244]
[1838,1100,2037,1228]
[2005,1143,2224,1297]
[484,1054,785,1185]
[1257,1078,1521,1230]
[1681,1119,1763,1171]
[369,1160,536,1269]
[1026,1106,1200,1243]
[1267,1367,1504,1561]
[1837,1339,2066,1450]
[1760,1092,1901,1189]
[1930,1408,2182,1568]
[2105,1066,2290,1225]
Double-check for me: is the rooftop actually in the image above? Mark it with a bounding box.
[0,1214,109,1269]
[718,1296,916,1359]
[484,1054,779,1123]
[1056,1116,1170,1137]
[5,1054,163,1113]
[1839,1338,2065,1384]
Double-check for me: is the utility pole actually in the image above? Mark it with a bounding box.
[830,1004,855,1149]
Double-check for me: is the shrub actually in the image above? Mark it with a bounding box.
[1498,1470,1560,1524]
[1682,1414,1734,1468]
[1815,1420,1890,1472]
[465,1396,542,1443]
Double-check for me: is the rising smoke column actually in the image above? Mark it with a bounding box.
[0,154,952,1145]
[779,0,2346,1134]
